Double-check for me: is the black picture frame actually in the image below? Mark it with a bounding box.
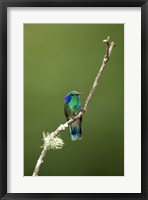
[0,0,147,199]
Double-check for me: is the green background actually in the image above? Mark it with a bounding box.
[24,24,124,176]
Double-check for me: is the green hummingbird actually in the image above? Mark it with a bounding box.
[64,90,83,141]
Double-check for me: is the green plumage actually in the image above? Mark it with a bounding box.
[64,91,83,141]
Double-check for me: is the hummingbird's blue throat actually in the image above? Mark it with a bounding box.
[64,95,71,102]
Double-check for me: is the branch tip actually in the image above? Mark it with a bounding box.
[103,36,110,44]
[111,42,116,47]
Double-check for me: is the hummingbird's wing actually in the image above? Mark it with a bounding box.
[64,102,83,141]
[64,104,69,121]
[69,117,82,141]
[79,115,82,139]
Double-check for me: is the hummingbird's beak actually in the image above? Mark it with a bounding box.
[78,92,84,95]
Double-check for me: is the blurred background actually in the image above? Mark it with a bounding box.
[24,24,124,176]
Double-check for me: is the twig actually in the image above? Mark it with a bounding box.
[32,36,115,176]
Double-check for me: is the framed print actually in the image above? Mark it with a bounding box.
[0,0,147,199]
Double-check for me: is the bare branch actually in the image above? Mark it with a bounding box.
[83,37,115,111]
[32,37,115,176]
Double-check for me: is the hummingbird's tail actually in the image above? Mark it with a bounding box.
[69,118,82,141]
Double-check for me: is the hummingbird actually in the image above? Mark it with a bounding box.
[64,90,83,141]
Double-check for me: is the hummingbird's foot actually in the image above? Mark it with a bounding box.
[81,108,86,113]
